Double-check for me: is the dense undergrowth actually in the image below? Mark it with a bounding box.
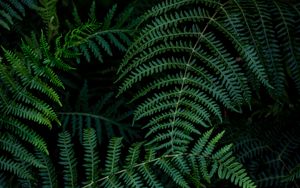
[0,0,299,187]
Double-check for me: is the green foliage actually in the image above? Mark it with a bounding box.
[19,128,254,188]
[0,0,37,30]
[64,2,135,63]
[36,150,58,188]
[58,131,78,187]
[0,0,299,187]
[0,32,73,178]
[36,0,59,40]
[117,0,299,154]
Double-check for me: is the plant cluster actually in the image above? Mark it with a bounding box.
[0,0,299,187]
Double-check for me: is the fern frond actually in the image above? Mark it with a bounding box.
[0,133,44,168]
[1,42,60,127]
[0,118,47,153]
[103,4,117,30]
[217,154,256,188]
[116,0,300,155]
[117,0,256,153]
[58,131,78,188]
[0,156,32,180]
[13,126,255,188]
[0,0,36,30]
[36,0,59,40]
[36,151,58,188]
[0,32,71,179]
[103,137,123,176]
[235,0,284,97]
[282,164,300,183]
[82,128,100,187]
[225,110,300,188]
[85,128,255,188]
[273,1,300,95]
[64,3,134,63]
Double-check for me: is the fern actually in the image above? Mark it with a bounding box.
[0,32,72,178]
[58,131,78,188]
[1,1,299,187]
[0,133,44,168]
[82,128,100,187]
[0,156,32,180]
[0,0,37,30]
[17,128,254,188]
[35,0,59,40]
[116,0,299,154]
[64,2,135,63]
[97,128,255,188]
[272,1,300,95]
[36,151,58,188]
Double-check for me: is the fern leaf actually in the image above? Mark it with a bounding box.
[58,131,78,188]
[273,1,300,95]
[282,164,300,183]
[64,4,133,63]
[120,170,144,187]
[124,142,144,169]
[88,1,96,21]
[0,133,44,168]
[83,128,100,186]
[103,137,123,176]
[103,4,117,30]
[0,156,32,180]
[115,0,286,155]
[36,151,58,188]
[0,0,37,29]
[137,164,163,188]
[0,118,48,153]
[26,128,255,188]
[217,156,256,188]
[36,0,59,40]
[240,0,284,97]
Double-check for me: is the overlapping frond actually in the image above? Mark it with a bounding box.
[117,0,272,154]
[0,0,36,30]
[0,1,298,187]
[117,0,299,155]
[0,32,72,178]
[95,128,255,188]
[0,133,44,168]
[64,2,134,63]
[0,156,32,180]
[36,0,59,40]
[27,128,255,188]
